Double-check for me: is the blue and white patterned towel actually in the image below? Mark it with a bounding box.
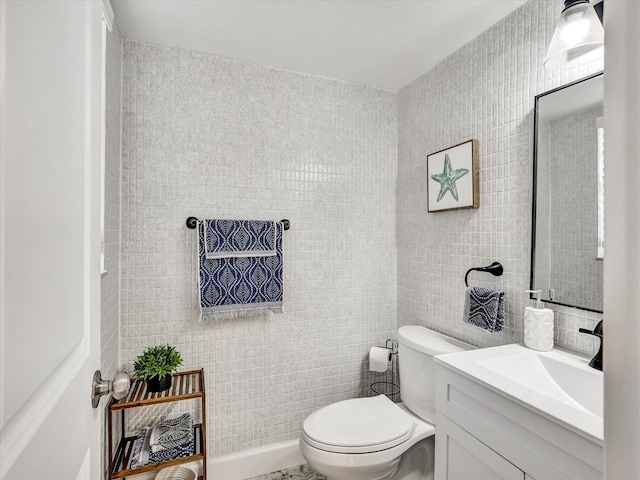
[198,219,283,320]
[463,287,504,332]
[129,424,195,469]
[204,219,276,259]
[150,413,193,453]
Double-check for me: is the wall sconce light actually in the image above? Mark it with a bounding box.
[544,0,604,69]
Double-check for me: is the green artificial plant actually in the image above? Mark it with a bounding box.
[133,344,183,380]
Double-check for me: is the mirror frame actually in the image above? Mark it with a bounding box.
[530,71,604,313]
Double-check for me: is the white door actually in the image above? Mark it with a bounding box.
[1,1,104,479]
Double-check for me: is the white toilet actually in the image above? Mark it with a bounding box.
[299,325,473,480]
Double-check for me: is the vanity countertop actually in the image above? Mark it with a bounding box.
[435,343,603,444]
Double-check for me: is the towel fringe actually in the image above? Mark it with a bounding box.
[200,305,284,322]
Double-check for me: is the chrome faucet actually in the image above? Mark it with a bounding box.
[579,319,603,371]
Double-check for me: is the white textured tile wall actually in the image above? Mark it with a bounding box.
[397,0,604,354]
[120,40,398,456]
[113,0,606,464]
[101,24,122,478]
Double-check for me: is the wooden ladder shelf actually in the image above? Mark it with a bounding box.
[107,369,207,479]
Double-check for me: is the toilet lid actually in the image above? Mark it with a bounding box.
[302,395,415,454]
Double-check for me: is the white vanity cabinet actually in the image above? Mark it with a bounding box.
[434,359,603,480]
[435,412,525,480]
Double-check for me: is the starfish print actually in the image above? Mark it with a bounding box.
[431,154,469,202]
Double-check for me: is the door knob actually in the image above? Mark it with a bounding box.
[91,370,130,408]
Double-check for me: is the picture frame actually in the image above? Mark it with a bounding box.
[427,139,479,212]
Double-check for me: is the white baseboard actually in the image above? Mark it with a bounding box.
[123,440,303,480]
[208,440,305,480]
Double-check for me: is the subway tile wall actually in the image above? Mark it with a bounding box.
[120,40,398,456]
[397,0,604,354]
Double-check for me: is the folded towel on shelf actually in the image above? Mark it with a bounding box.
[463,287,505,332]
[129,414,194,468]
[129,427,152,469]
[150,413,193,453]
[198,219,283,320]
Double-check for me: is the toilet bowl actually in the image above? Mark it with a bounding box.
[300,396,434,480]
[299,326,473,480]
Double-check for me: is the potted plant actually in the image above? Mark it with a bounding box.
[133,344,183,393]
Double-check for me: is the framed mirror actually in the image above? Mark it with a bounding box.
[530,72,604,313]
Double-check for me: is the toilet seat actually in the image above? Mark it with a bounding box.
[302,395,416,454]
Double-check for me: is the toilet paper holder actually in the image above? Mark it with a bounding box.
[370,339,400,400]
[384,339,397,357]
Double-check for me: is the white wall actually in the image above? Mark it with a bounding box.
[100,22,123,479]
[101,23,122,388]
[397,0,604,354]
[119,40,398,456]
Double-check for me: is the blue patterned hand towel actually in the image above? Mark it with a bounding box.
[198,219,283,320]
[463,287,504,332]
[150,413,193,453]
[129,421,195,469]
[203,219,276,259]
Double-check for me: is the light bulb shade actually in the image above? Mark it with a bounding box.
[544,1,604,70]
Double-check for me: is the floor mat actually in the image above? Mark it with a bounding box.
[245,464,327,480]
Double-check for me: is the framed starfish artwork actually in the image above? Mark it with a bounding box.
[427,139,479,212]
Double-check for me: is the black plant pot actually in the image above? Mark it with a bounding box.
[146,374,172,393]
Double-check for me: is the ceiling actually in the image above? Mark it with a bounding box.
[111,0,528,91]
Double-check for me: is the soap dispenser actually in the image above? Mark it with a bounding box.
[524,290,554,351]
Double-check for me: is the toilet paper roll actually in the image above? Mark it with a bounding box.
[369,346,391,372]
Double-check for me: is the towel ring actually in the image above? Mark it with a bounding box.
[186,216,290,230]
[464,262,503,287]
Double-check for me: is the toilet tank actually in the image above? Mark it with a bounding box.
[397,326,473,423]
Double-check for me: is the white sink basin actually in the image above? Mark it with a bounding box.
[435,343,603,442]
